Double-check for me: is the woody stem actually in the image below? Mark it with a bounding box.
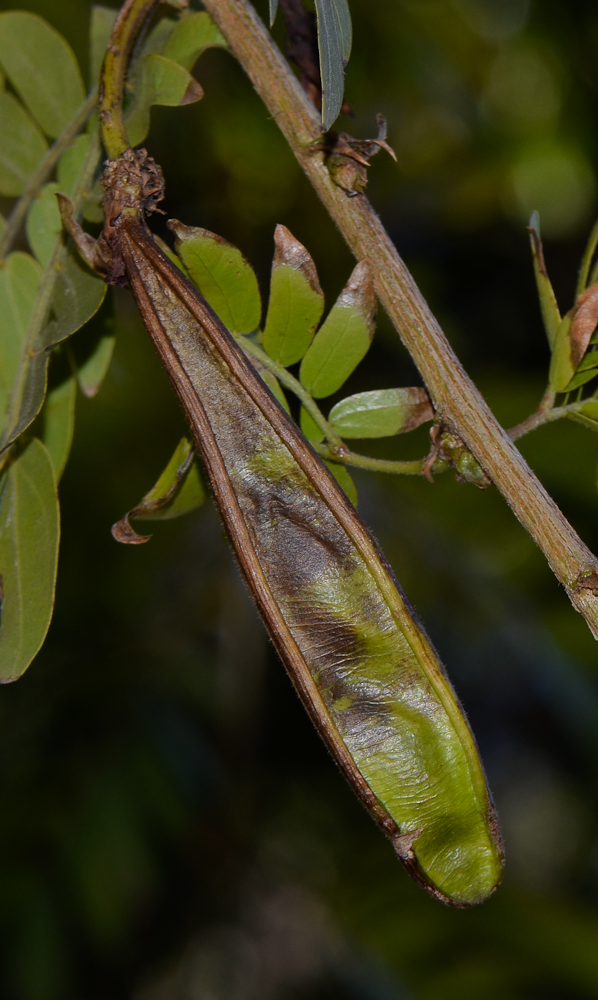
[201,0,598,637]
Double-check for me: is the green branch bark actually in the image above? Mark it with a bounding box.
[201,0,598,637]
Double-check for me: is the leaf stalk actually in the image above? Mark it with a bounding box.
[315,443,424,476]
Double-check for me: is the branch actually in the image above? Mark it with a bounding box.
[201,0,598,637]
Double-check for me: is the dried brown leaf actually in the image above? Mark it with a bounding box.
[570,280,598,369]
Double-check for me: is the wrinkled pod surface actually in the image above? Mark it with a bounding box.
[62,149,503,906]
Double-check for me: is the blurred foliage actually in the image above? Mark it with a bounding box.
[2,0,598,997]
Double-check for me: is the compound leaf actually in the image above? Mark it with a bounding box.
[26,182,61,268]
[81,182,105,224]
[141,16,176,57]
[329,387,433,438]
[0,250,106,452]
[0,437,59,681]
[46,250,107,349]
[0,91,48,197]
[170,221,261,335]
[0,252,42,436]
[41,373,76,481]
[0,12,85,138]
[58,133,92,196]
[263,224,324,366]
[126,53,204,148]
[300,260,375,398]
[163,11,227,70]
[77,332,115,398]
[27,136,92,268]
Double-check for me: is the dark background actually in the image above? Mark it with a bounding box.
[3,0,598,996]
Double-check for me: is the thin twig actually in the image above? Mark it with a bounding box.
[0,89,98,261]
[201,0,598,637]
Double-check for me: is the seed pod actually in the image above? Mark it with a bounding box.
[61,149,503,907]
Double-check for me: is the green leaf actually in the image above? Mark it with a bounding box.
[140,16,177,57]
[300,406,325,442]
[46,251,107,348]
[125,53,204,148]
[0,249,106,452]
[77,332,115,398]
[26,182,61,268]
[0,437,59,681]
[0,91,48,197]
[90,5,118,88]
[28,137,94,269]
[58,133,92,196]
[81,181,104,224]
[549,313,575,392]
[576,349,598,373]
[300,260,375,398]
[563,369,598,392]
[325,459,358,506]
[41,373,76,481]
[263,225,324,366]
[329,387,433,438]
[111,438,206,544]
[315,0,352,130]
[0,12,85,138]
[269,0,279,26]
[0,252,42,434]
[170,221,262,335]
[163,11,227,70]
[260,370,291,414]
[528,211,561,350]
